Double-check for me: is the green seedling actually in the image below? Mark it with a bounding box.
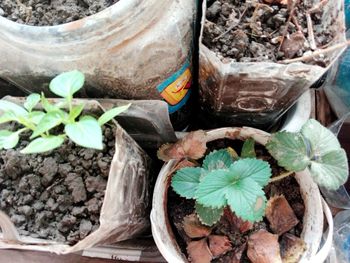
[0,70,130,154]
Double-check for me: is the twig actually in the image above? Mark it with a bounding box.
[269,171,294,183]
[279,40,350,64]
[213,7,248,42]
[308,0,329,14]
[292,16,303,33]
[278,0,298,51]
[306,13,317,50]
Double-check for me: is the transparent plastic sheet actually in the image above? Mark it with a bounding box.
[199,0,346,130]
[0,98,152,254]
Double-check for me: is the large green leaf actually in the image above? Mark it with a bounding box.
[202,149,234,171]
[31,111,63,138]
[0,100,28,116]
[24,93,40,112]
[0,111,18,124]
[266,131,310,171]
[98,104,131,126]
[49,70,85,98]
[21,135,65,154]
[195,202,224,226]
[0,130,20,149]
[172,167,202,199]
[309,149,348,190]
[229,158,272,187]
[65,116,103,150]
[241,138,256,158]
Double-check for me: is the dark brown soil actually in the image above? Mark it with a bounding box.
[0,0,120,26]
[0,127,116,245]
[167,140,304,262]
[203,0,335,63]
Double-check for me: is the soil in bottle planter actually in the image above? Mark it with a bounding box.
[0,0,120,26]
[0,127,115,245]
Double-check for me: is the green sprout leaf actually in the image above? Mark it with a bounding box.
[49,70,85,98]
[0,100,28,116]
[28,111,45,125]
[24,93,40,112]
[172,167,202,199]
[0,111,18,124]
[0,130,21,150]
[31,111,64,139]
[69,103,85,122]
[266,131,310,172]
[195,202,224,226]
[98,104,131,126]
[65,116,103,150]
[202,149,235,171]
[41,93,60,113]
[21,135,65,154]
[241,138,256,158]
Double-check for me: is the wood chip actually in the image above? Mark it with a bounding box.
[183,214,211,239]
[247,230,282,263]
[187,239,212,263]
[280,233,307,263]
[281,32,306,59]
[265,195,299,235]
[208,235,232,257]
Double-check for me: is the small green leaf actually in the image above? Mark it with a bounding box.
[172,167,202,199]
[202,149,235,171]
[28,111,45,125]
[98,104,131,126]
[21,135,65,154]
[0,130,20,149]
[266,131,310,172]
[65,116,103,150]
[241,138,256,158]
[229,158,272,187]
[69,103,84,122]
[195,202,224,226]
[309,149,349,190]
[41,93,59,112]
[0,100,28,116]
[24,93,40,112]
[31,111,63,138]
[49,70,85,98]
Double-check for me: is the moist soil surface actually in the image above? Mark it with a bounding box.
[168,141,305,262]
[203,0,335,63]
[0,0,120,26]
[0,127,116,245]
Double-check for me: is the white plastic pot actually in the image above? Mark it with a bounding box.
[151,127,333,263]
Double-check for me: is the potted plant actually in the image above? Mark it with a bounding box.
[151,120,348,262]
[0,70,151,254]
[199,0,347,129]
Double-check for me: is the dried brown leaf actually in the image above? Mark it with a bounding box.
[187,239,212,263]
[223,208,253,233]
[281,32,305,59]
[247,230,282,263]
[183,214,212,239]
[265,195,299,235]
[209,235,232,257]
[280,233,307,263]
[157,130,207,161]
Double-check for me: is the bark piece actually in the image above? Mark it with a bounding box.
[247,230,282,263]
[281,32,306,59]
[158,131,207,161]
[187,239,212,263]
[223,208,253,233]
[280,233,307,263]
[265,195,299,235]
[209,235,232,257]
[183,214,211,239]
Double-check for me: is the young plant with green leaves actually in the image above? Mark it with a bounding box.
[172,139,272,226]
[0,70,130,154]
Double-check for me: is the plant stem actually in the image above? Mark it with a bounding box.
[269,171,294,183]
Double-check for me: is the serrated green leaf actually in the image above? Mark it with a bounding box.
[21,135,65,154]
[0,100,28,116]
[24,93,40,112]
[241,138,256,158]
[28,111,45,125]
[41,93,59,113]
[195,202,224,226]
[0,130,20,149]
[266,131,310,172]
[31,111,63,138]
[65,116,103,150]
[49,70,85,98]
[98,104,131,126]
[172,167,202,199]
[69,103,84,122]
[229,159,272,187]
[309,149,349,190]
[301,119,341,155]
[202,149,235,172]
